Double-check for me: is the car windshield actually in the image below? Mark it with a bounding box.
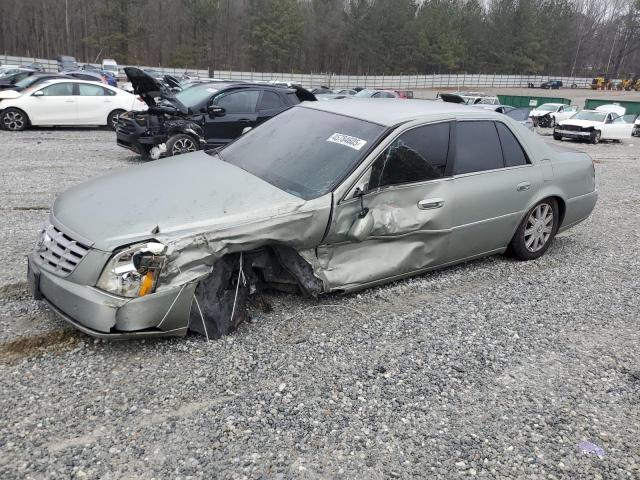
[573,111,606,122]
[14,75,43,88]
[174,84,219,107]
[217,107,386,199]
[354,89,376,97]
[537,104,558,111]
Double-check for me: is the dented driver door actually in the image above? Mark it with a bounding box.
[317,122,455,291]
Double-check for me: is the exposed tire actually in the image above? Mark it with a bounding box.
[188,253,249,339]
[107,109,125,131]
[590,130,601,144]
[166,133,199,156]
[508,198,559,261]
[553,131,563,141]
[1,108,30,131]
[549,117,556,128]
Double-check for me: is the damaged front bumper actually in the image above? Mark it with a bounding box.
[28,254,195,339]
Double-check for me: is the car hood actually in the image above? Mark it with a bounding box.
[52,152,306,252]
[0,89,22,99]
[530,109,555,117]
[559,119,601,128]
[124,67,188,114]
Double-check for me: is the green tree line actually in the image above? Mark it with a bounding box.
[1,0,639,77]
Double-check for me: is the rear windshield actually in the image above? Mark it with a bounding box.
[217,107,386,199]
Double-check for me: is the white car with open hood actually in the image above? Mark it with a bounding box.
[554,104,636,144]
[0,78,146,131]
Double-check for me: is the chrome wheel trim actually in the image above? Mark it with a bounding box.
[524,203,553,253]
[3,111,24,130]
[172,137,196,155]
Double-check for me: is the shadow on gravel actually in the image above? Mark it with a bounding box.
[0,329,82,364]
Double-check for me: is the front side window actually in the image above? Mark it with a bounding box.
[495,122,528,167]
[40,83,74,96]
[215,90,260,113]
[368,122,451,190]
[454,121,504,175]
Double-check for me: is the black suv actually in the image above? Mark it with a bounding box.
[116,68,316,158]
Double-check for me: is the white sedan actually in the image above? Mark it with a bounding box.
[529,103,578,127]
[554,105,635,144]
[0,79,147,131]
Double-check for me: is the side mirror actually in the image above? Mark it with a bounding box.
[347,209,374,242]
[32,90,44,97]
[207,105,225,118]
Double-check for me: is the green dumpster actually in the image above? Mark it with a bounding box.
[498,95,571,108]
[583,99,640,114]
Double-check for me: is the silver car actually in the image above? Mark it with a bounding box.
[28,99,597,339]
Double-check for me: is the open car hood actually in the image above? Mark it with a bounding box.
[124,67,188,114]
[439,93,467,104]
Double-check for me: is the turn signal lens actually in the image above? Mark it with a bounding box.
[138,272,154,297]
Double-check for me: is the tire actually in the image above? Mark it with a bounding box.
[508,198,559,261]
[590,130,601,144]
[553,131,562,141]
[166,133,199,156]
[107,109,125,131]
[1,108,30,131]
[549,117,556,128]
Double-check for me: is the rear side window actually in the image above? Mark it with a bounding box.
[495,122,528,167]
[259,91,284,110]
[78,84,114,96]
[369,122,451,189]
[454,121,503,175]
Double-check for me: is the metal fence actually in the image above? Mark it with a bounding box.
[213,71,600,90]
[2,53,607,89]
[0,54,208,77]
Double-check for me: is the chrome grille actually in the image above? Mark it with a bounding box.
[37,225,89,276]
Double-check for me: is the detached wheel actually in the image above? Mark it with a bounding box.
[166,134,198,156]
[107,109,125,131]
[509,198,558,261]
[1,108,29,131]
[590,130,601,144]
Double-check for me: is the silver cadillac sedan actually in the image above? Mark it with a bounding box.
[28,99,597,339]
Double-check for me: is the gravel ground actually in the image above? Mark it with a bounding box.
[0,119,639,479]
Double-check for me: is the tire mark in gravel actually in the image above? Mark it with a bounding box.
[46,398,233,453]
[0,329,82,364]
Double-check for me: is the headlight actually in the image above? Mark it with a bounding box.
[97,242,167,298]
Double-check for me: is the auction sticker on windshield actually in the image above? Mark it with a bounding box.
[327,133,367,151]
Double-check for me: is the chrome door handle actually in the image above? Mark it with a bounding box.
[516,182,531,192]
[418,198,445,210]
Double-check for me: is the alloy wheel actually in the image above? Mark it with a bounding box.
[172,138,196,155]
[3,111,24,130]
[524,203,553,252]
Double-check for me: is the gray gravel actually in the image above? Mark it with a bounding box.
[0,125,639,479]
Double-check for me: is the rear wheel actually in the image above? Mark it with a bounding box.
[107,109,125,131]
[1,108,29,131]
[166,133,198,156]
[590,130,601,144]
[508,198,558,261]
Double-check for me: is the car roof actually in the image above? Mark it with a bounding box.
[302,98,496,126]
[33,78,116,88]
